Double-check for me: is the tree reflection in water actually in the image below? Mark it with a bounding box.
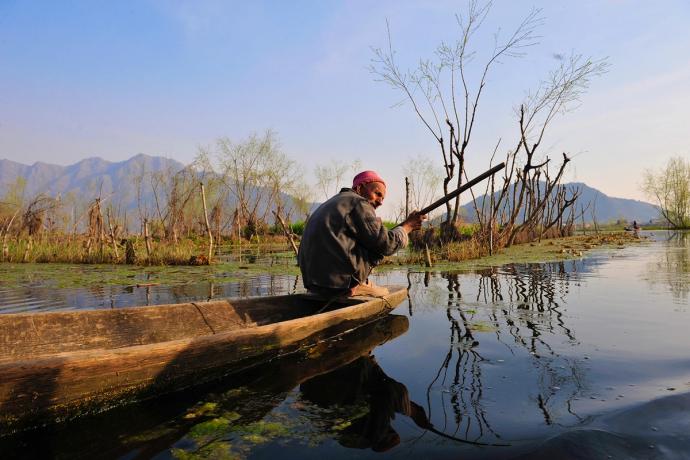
[645,231,689,305]
[298,354,504,452]
[415,260,591,444]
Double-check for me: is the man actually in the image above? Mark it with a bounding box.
[298,170,425,297]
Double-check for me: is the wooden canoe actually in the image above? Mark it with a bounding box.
[0,314,411,458]
[0,287,407,435]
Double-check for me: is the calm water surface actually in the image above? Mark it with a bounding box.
[1,231,689,459]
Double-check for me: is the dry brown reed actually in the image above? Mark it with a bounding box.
[400,221,575,265]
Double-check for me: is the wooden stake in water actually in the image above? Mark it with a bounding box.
[200,182,213,263]
[107,208,119,260]
[143,218,152,261]
[405,176,410,218]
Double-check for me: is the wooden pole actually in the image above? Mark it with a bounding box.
[416,163,505,216]
[237,209,242,263]
[143,218,152,261]
[200,183,213,263]
[405,176,410,218]
[272,210,299,256]
[489,173,495,256]
[107,208,119,260]
[424,243,432,268]
[487,208,493,257]
[393,163,506,228]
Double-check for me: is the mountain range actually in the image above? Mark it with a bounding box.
[1,155,660,224]
[459,181,660,224]
[0,155,184,211]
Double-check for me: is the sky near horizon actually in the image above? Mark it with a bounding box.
[1,0,689,217]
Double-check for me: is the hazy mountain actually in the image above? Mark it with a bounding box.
[0,155,313,226]
[1,156,659,225]
[460,181,660,224]
[0,154,185,212]
[0,154,184,222]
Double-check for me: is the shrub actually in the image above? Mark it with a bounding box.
[290,221,305,235]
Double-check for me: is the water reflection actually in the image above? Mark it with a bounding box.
[2,233,690,458]
[300,355,432,452]
[0,272,301,313]
[645,231,689,305]
[410,259,600,444]
[214,245,296,266]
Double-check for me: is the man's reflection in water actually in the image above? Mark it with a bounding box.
[300,355,431,452]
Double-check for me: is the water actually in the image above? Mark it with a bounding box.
[1,231,689,459]
[0,264,301,314]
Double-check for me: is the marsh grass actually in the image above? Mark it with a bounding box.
[385,231,645,270]
[0,226,643,271]
[1,235,200,265]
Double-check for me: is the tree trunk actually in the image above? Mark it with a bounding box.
[125,239,136,264]
[143,219,152,262]
[405,177,410,217]
[273,210,298,257]
[107,208,119,260]
[424,243,432,268]
[200,183,213,263]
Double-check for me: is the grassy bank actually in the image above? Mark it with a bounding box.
[0,232,645,290]
[0,234,295,266]
[0,236,199,265]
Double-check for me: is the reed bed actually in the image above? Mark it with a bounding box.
[0,235,199,266]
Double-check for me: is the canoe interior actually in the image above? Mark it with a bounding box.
[0,314,410,451]
[0,294,368,361]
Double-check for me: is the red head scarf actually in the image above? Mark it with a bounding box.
[352,170,386,188]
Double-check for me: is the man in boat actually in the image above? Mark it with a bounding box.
[298,170,425,297]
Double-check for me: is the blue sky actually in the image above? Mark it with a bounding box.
[1,0,689,216]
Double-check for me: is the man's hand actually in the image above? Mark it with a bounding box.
[400,211,427,234]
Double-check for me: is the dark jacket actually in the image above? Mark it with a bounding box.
[298,188,407,293]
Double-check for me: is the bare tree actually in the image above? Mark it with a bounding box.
[314,159,362,200]
[288,182,314,221]
[0,177,27,252]
[263,149,302,225]
[471,51,608,246]
[17,194,59,261]
[133,161,149,236]
[372,1,607,247]
[642,157,690,228]
[590,192,600,234]
[199,130,302,239]
[371,1,542,226]
[403,155,443,219]
[515,55,603,233]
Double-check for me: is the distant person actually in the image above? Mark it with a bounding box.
[632,220,640,237]
[298,170,425,297]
